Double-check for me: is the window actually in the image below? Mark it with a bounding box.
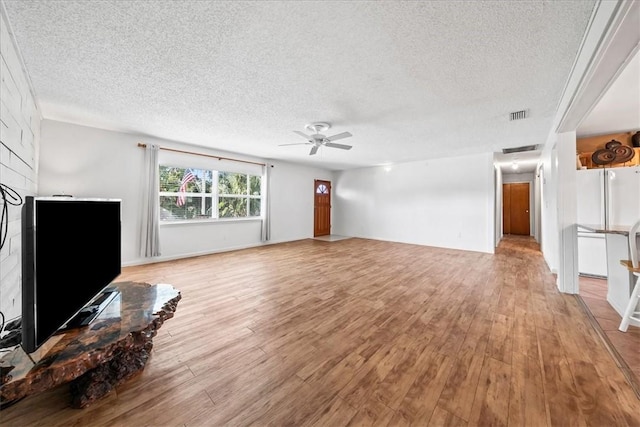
[159,166,261,221]
[316,183,329,194]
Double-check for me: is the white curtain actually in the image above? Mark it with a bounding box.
[141,144,161,257]
[261,164,272,242]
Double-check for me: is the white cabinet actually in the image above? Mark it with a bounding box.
[577,231,608,277]
[576,167,640,278]
[607,167,640,226]
[577,169,604,224]
[576,166,640,226]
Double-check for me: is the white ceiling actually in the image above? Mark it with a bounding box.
[494,149,542,174]
[3,0,597,170]
[577,47,640,137]
[496,40,640,174]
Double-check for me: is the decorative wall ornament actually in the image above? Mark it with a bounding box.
[605,139,622,150]
[591,137,636,167]
[612,145,635,163]
[591,148,616,166]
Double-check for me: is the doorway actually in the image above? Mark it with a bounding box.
[503,182,530,235]
[314,179,331,237]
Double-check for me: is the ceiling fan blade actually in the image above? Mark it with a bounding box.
[293,130,312,140]
[324,142,352,150]
[310,145,319,155]
[278,143,309,146]
[326,132,352,141]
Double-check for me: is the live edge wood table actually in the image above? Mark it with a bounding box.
[0,282,181,409]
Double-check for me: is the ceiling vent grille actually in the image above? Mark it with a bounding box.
[509,110,528,121]
[502,144,539,154]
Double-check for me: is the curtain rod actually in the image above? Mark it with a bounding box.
[137,143,267,167]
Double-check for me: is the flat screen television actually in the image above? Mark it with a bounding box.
[21,196,122,353]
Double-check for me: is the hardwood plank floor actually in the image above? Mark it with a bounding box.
[579,275,640,393]
[2,236,639,426]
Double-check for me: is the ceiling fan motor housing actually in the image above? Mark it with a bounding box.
[305,122,330,134]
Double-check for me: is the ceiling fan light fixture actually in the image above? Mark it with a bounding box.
[305,122,330,134]
[282,122,353,155]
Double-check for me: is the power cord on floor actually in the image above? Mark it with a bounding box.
[0,182,23,250]
[0,183,22,349]
[0,183,22,353]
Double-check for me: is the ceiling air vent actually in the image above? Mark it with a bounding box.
[509,110,528,121]
[502,144,539,154]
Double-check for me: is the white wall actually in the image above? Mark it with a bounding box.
[534,166,542,243]
[539,1,639,288]
[540,147,559,273]
[269,161,335,243]
[494,165,503,247]
[38,120,333,266]
[503,172,534,183]
[555,131,579,293]
[0,10,40,321]
[333,152,495,254]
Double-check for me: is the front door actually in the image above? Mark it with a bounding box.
[503,182,530,235]
[314,180,331,237]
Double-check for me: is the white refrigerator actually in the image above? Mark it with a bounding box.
[605,166,640,226]
[576,166,640,277]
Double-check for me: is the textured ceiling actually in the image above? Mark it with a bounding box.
[3,0,596,170]
[577,48,640,137]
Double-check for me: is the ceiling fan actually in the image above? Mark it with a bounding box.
[279,122,353,155]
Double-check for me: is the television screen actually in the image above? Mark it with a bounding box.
[21,197,121,353]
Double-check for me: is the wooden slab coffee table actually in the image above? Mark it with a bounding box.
[0,282,181,408]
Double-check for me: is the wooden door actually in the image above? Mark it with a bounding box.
[503,182,530,235]
[314,180,331,237]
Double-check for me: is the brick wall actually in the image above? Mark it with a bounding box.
[0,8,40,322]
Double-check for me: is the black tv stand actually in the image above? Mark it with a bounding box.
[59,289,119,331]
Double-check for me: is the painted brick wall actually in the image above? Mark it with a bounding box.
[0,9,40,322]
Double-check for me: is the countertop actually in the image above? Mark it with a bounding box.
[578,223,640,236]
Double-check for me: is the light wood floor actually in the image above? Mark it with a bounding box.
[2,236,640,426]
[579,275,640,389]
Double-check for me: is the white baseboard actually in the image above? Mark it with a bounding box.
[121,238,308,267]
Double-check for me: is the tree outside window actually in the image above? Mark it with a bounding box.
[159,166,260,221]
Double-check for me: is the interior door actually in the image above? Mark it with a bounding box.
[314,180,331,237]
[503,182,530,235]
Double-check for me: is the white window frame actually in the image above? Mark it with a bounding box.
[218,173,262,218]
[159,166,261,222]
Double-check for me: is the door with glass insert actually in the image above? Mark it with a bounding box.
[314,180,331,237]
